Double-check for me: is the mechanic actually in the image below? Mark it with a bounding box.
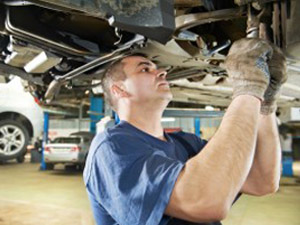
[83,38,287,225]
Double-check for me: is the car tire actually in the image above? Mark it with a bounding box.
[45,163,54,170]
[16,155,25,163]
[0,119,29,161]
[65,164,77,171]
[80,154,88,171]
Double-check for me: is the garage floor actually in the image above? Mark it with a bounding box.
[0,159,94,225]
[223,162,300,225]
[0,158,299,225]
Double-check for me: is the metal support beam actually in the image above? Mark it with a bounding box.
[89,96,103,134]
[40,111,49,171]
[78,101,83,131]
[163,108,224,118]
[194,117,201,137]
[43,107,78,117]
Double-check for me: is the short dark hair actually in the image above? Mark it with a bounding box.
[101,53,148,110]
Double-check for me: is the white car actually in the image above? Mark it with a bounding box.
[0,76,44,162]
[44,132,94,169]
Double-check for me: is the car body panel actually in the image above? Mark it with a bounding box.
[45,151,85,164]
[0,77,44,139]
[44,134,93,165]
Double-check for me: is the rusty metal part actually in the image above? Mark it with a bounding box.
[175,40,200,57]
[234,0,275,6]
[246,4,265,38]
[175,7,245,31]
[280,0,288,49]
[174,0,205,8]
[235,0,255,5]
[259,22,270,41]
[282,0,300,60]
[204,40,231,57]
[272,2,281,47]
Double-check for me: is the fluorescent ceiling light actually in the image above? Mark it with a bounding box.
[205,105,214,111]
[161,117,176,122]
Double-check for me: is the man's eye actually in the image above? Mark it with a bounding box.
[141,68,149,73]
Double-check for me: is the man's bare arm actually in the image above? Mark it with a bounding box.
[240,40,286,196]
[165,95,260,222]
[241,113,281,196]
[164,38,273,223]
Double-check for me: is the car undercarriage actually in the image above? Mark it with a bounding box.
[0,0,299,112]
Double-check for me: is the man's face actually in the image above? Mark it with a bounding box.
[120,56,172,104]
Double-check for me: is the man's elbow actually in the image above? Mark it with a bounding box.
[207,205,229,222]
[198,204,229,222]
[261,183,279,195]
[250,183,279,196]
[185,200,230,223]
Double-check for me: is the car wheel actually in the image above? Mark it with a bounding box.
[16,155,25,163]
[45,163,54,170]
[65,164,77,171]
[80,154,88,170]
[0,119,29,161]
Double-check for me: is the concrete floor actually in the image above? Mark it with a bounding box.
[0,158,94,225]
[223,171,300,225]
[0,157,299,225]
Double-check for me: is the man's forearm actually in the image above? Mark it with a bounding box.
[165,38,274,222]
[173,96,260,209]
[242,113,281,195]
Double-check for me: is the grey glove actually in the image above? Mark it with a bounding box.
[261,44,287,115]
[225,38,273,101]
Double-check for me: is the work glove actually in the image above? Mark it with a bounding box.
[261,44,287,115]
[225,38,273,101]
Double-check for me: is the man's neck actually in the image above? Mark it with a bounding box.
[118,102,166,141]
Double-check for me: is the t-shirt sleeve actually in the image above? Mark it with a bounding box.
[86,135,184,225]
[175,131,208,155]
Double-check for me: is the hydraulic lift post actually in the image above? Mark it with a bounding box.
[40,112,49,171]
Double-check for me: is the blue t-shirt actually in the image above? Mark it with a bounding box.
[83,120,207,225]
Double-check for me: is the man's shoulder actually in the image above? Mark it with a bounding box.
[84,126,144,184]
[90,125,144,152]
[169,131,208,154]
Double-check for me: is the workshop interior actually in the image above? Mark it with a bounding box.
[0,0,299,224]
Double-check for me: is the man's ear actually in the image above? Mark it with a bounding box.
[111,84,130,98]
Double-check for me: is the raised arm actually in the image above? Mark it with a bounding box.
[165,95,260,222]
[242,44,287,196]
[164,38,274,223]
[241,113,281,196]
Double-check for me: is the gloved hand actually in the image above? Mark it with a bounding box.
[261,44,287,115]
[225,38,273,101]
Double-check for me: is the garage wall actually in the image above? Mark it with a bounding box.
[48,117,222,140]
[48,119,90,140]
[162,117,222,140]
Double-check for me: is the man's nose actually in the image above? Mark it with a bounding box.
[156,69,167,79]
